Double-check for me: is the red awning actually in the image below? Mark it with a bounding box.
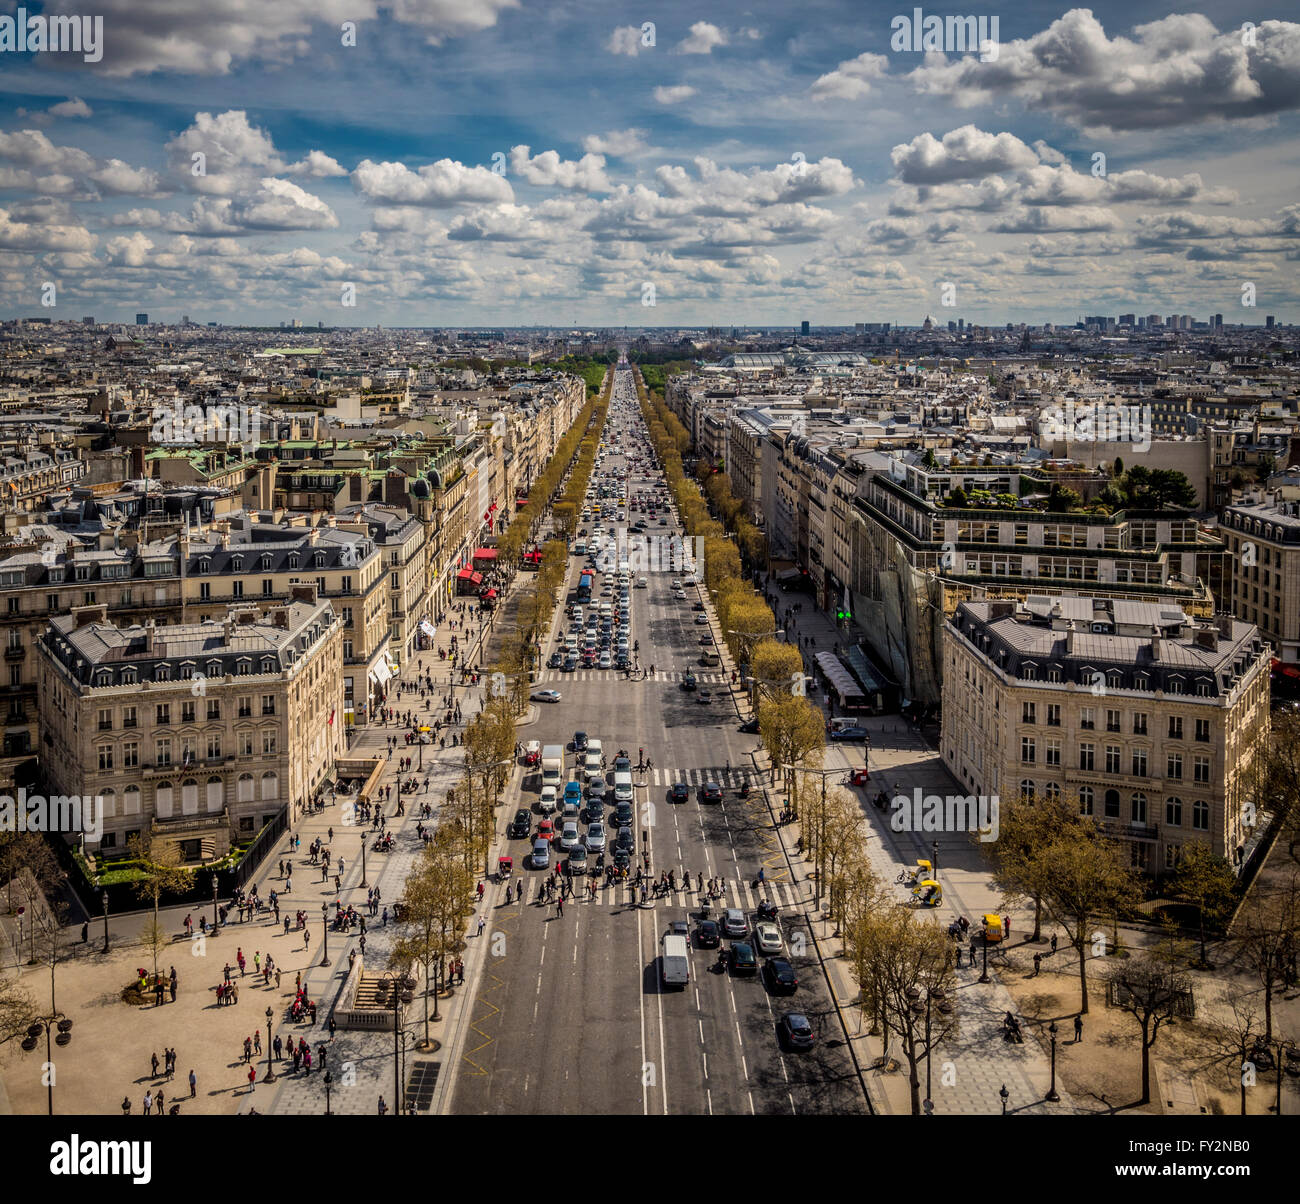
[523,550,543,563]
[456,568,483,584]
[473,547,498,560]
[516,498,529,507]
[481,588,498,599]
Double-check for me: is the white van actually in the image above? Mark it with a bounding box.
[613,770,633,803]
[661,933,689,987]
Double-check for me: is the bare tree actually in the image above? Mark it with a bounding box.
[1232,872,1300,1040]
[1109,956,1190,1105]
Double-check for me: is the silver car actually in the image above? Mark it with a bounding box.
[754,921,782,956]
[559,821,581,852]
[722,908,748,939]
[585,821,607,853]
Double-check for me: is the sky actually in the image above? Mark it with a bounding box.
[0,0,1297,328]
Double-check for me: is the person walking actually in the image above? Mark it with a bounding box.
[477,915,486,938]
[188,1069,197,1098]
[1002,914,1010,941]
[1051,933,1059,955]
[151,1051,159,1078]
[557,896,564,918]
[378,1096,388,1116]
[1074,1014,1083,1043]
[247,1066,256,1092]
[1032,952,1042,977]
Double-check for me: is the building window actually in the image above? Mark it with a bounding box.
[1022,701,1036,724]
[1192,799,1210,830]
[97,708,113,731]
[1104,789,1121,818]
[231,581,243,599]
[1046,739,1061,767]
[1043,781,1061,802]
[1019,780,1036,804]
[155,738,171,766]
[1194,756,1210,783]
[207,700,221,720]
[1131,750,1148,778]
[239,731,254,757]
[1021,737,1036,764]
[97,745,113,771]
[123,741,138,768]
[1195,719,1210,742]
[1131,793,1148,823]
[199,582,211,600]
[155,703,170,725]
[1079,743,1095,771]
[261,695,276,716]
[1078,786,1094,816]
[1106,709,1121,732]
[1046,704,1060,727]
[238,697,252,718]
[1167,753,1183,780]
[181,701,195,723]
[1166,797,1183,826]
[262,731,277,755]
[1168,715,1183,740]
[263,580,275,597]
[122,706,136,728]
[1080,708,1095,730]
[1132,712,1147,735]
[1105,745,1121,774]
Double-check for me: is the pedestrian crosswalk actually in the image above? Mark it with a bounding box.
[646,767,758,789]
[536,669,731,684]
[577,876,803,913]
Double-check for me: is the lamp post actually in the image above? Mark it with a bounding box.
[931,840,939,876]
[101,889,110,954]
[324,1068,334,1115]
[1046,1020,1060,1103]
[1000,1083,1009,1115]
[211,875,219,937]
[391,975,415,1113]
[264,1006,276,1083]
[360,830,368,889]
[980,932,990,983]
[320,903,330,968]
[21,1014,72,1115]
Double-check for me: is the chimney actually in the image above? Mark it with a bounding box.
[1216,614,1233,638]
[269,607,290,629]
[73,603,108,629]
[1150,635,1161,660]
[290,583,318,605]
[144,618,158,654]
[1196,628,1219,652]
[1065,627,1076,654]
[989,600,1014,620]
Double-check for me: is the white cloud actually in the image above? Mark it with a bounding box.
[677,22,727,54]
[104,231,154,266]
[509,146,611,192]
[608,25,644,56]
[0,206,95,252]
[582,129,650,157]
[891,127,1039,185]
[49,98,93,118]
[653,85,697,105]
[88,159,166,196]
[287,150,348,178]
[809,52,889,101]
[908,10,1300,132]
[352,158,514,206]
[107,208,166,228]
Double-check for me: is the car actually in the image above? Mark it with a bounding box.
[695,919,721,948]
[694,614,710,625]
[537,818,555,842]
[559,821,581,852]
[567,845,588,875]
[538,785,558,814]
[669,782,689,803]
[829,726,869,741]
[614,801,634,829]
[573,731,589,752]
[697,690,712,705]
[636,577,648,588]
[739,718,759,734]
[722,908,747,938]
[729,942,758,974]
[659,518,668,526]
[563,781,583,803]
[509,808,532,838]
[614,756,631,772]
[587,777,607,799]
[532,689,562,703]
[562,656,578,672]
[612,845,633,870]
[681,673,697,691]
[699,781,722,803]
[777,1012,815,1051]
[692,602,706,611]
[599,652,612,669]
[547,651,564,669]
[561,800,581,825]
[754,922,783,956]
[584,820,607,852]
[584,799,604,823]
[614,826,634,852]
[763,958,798,994]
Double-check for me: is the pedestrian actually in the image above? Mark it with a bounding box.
[378,1096,388,1116]
[143,1090,152,1114]
[1002,915,1010,940]
[1074,1014,1083,1043]
[1051,933,1058,955]
[969,936,978,965]
[151,1051,159,1077]
[1032,952,1042,977]
[122,1096,131,1116]
[955,947,963,968]
[253,1031,262,1055]
[243,1036,252,1063]
[247,1066,256,1092]
[155,1090,165,1115]
[557,896,564,918]
[477,915,486,938]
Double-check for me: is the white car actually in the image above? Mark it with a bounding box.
[532,689,562,703]
[754,922,782,956]
[538,786,558,814]
[635,578,647,589]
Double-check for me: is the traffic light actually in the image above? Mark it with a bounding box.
[836,609,851,621]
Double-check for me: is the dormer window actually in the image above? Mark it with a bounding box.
[261,657,275,673]
[198,558,211,574]
[288,554,300,570]
[154,664,170,682]
[260,554,273,571]
[313,552,325,568]
[231,555,243,571]
[95,669,113,687]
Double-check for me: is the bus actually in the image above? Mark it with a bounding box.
[577,571,593,603]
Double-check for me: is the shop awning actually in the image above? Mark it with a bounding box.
[456,567,483,583]
[515,498,529,507]
[481,588,498,599]
[815,651,866,704]
[420,620,437,638]
[473,547,498,560]
[369,660,392,686]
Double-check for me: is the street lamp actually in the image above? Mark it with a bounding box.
[931,839,939,876]
[101,890,110,954]
[211,875,219,938]
[360,830,368,889]
[999,1083,1009,1115]
[21,1015,72,1115]
[979,932,990,983]
[778,762,847,909]
[320,903,330,968]
[264,1006,276,1083]
[391,974,416,1113]
[1046,1020,1060,1103]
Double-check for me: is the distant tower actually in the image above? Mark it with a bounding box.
[922,315,934,332]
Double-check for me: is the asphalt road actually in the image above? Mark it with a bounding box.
[448,367,867,1116]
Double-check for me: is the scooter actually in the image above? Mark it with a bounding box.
[756,900,778,922]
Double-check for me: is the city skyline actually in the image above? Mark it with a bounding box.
[0,2,1297,327]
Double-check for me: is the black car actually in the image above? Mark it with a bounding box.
[699,781,722,803]
[669,782,689,803]
[614,755,632,772]
[739,718,759,734]
[614,802,634,828]
[729,942,758,974]
[681,672,697,691]
[587,779,607,801]
[615,826,634,852]
[584,800,604,824]
[548,651,564,669]
[695,920,721,948]
[692,602,706,611]
[613,847,632,870]
[562,656,578,672]
[509,808,532,838]
[573,731,589,752]
[763,958,798,994]
[777,1012,815,1051]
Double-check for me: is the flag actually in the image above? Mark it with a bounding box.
[328,708,335,727]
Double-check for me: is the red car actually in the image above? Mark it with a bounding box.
[537,819,555,842]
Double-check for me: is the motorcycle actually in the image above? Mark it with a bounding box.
[738,783,751,799]
[1002,1013,1024,1044]
[756,900,778,922]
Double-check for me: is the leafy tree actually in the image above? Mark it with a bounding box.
[1167,842,1238,967]
[757,694,825,808]
[749,639,804,699]
[982,795,1074,942]
[1047,484,1084,512]
[126,834,191,979]
[947,486,968,508]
